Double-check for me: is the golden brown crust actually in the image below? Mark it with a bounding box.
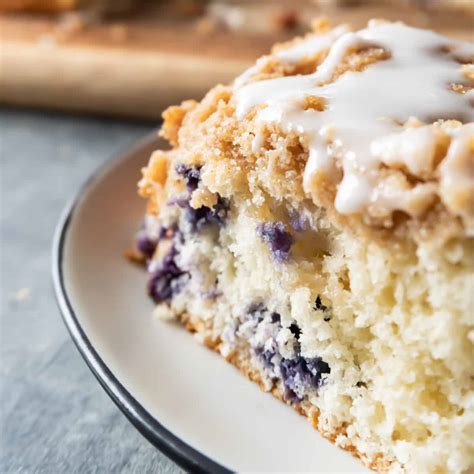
[139,20,473,245]
[143,91,470,253]
[123,246,146,265]
[161,100,198,148]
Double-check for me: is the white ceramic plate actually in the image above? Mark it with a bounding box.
[52,134,369,473]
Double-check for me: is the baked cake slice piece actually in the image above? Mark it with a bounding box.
[134,19,474,473]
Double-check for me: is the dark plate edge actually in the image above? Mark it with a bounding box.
[51,133,232,474]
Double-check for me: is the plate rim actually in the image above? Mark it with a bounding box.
[51,133,231,474]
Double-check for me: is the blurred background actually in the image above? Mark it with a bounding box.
[0,1,472,473]
[1,0,473,120]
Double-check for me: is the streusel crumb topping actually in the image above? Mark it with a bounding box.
[234,20,474,231]
[141,20,473,237]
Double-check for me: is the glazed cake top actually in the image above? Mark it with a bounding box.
[233,21,474,232]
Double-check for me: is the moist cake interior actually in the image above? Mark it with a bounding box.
[133,19,474,473]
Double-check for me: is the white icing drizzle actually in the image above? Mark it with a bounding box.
[370,126,441,177]
[234,25,349,88]
[439,123,474,225]
[234,22,474,218]
[275,25,349,64]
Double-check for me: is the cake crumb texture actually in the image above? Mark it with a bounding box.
[137,19,474,474]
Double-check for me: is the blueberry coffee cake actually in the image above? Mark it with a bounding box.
[133,19,474,473]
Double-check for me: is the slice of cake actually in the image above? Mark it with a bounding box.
[134,19,474,473]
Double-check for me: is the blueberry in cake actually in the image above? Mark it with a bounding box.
[134,18,474,473]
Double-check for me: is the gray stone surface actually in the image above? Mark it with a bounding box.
[0,109,183,474]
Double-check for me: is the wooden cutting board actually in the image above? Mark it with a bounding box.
[1,5,472,120]
[0,14,282,119]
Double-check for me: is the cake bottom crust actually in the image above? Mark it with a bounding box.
[178,313,400,474]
